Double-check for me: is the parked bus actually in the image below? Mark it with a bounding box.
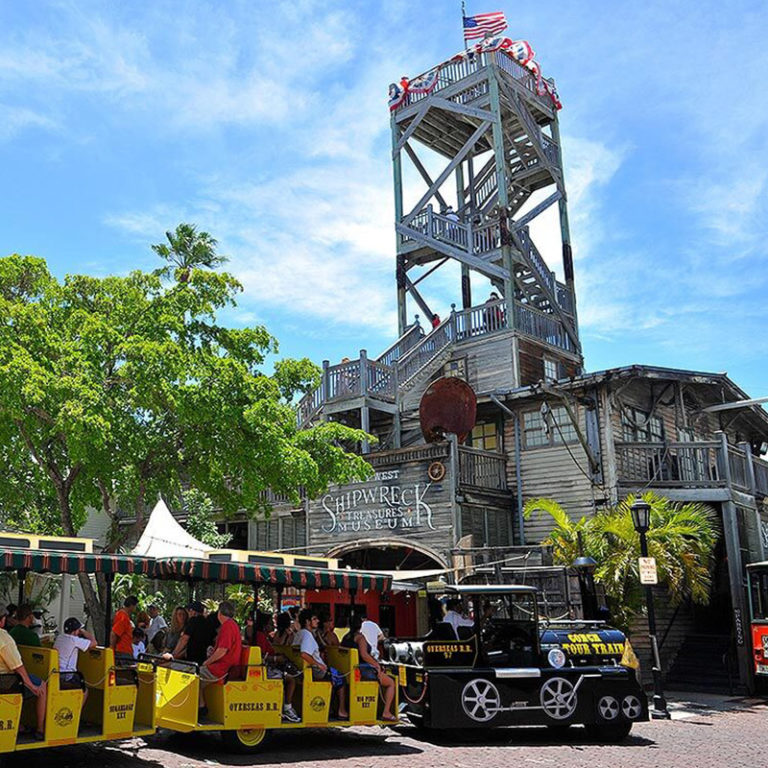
[746,561,768,677]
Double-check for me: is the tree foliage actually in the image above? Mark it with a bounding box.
[524,491,718,628]
[182,489,232,549]
[0,235,373,627]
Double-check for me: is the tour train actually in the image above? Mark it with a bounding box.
[0,534,646,757]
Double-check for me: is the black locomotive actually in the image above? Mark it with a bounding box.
[387,584,647,741]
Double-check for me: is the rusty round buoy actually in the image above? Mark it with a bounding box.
[419,376,477,444]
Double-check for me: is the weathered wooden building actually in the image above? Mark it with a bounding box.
[232,43,768,691]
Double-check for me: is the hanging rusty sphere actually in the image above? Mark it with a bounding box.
[419,376,477,444]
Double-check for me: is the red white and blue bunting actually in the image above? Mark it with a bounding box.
[388,36,561,112]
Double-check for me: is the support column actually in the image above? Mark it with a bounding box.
[456,162,472,309]
[392,115,407,335]
[488,71,516,336]
[550,114,580,364]
[717,431,752,691]
[360,349,370,454]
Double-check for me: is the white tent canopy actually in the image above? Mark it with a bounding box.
[131,498,209,559]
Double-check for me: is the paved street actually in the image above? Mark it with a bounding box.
[5,693,768,768]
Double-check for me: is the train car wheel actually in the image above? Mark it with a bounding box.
[584,722,632,743]
[221,727,270,753]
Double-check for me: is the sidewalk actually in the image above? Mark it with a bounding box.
[666,689,768,720]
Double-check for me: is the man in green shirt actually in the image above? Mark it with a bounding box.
[9,604,41,647]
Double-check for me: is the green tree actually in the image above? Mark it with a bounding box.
[182,488,232,549]
[151,223,227,283]
[524,491,717,628]
[0,241,372,636]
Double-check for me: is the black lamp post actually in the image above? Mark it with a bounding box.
[573,554,599,620]
[630,498,670,720]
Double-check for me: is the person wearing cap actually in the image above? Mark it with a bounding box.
[9,604,41,648]
[0,606,47,739]
[167,601,215,665]
[110,595,138,664]
[54,617,96,710]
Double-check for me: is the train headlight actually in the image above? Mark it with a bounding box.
[548,648,567,669]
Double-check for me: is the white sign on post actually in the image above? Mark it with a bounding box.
[638,557,658,585]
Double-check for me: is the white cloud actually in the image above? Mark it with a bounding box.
[0,104,55,140]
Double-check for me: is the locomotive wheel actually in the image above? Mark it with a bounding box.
[221,727,271,753]
[584,722,632,743]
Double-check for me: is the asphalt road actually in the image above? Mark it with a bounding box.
[4,693,768,768]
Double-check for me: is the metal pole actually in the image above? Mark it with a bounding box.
[17,570,27,605]
[104,573,113,647]
[276,586,283,612]
[640,530,670,719]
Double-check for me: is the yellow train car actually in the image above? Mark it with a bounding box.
[152,555,398,752]
[0,542,399,756]
[0,545,157,755]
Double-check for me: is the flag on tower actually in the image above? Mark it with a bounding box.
[462,11,508,42]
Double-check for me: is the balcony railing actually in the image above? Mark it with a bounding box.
[615,441,723,488]
[458,446,507,491]
[754,457,768,498]
[615,440,768,498]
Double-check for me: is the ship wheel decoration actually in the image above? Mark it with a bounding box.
[598,696,620,721]
[461,679,501,722]
[540,677,577,720]
[621,695,642,720]
[428,461,446,482]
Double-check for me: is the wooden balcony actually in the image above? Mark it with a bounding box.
[615,439,768,500]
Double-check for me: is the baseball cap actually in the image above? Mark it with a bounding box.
[186,601,205,613]
[63,617,82,633]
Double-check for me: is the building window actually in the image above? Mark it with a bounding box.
[461,506,511,547]
[443,358,466,379]
[251,514,307,552]
[543,358,558,382]
[471,421,499,451]
[522,405,578,448]
[621,406,664,442]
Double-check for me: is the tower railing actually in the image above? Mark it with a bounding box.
[296,299,577,427]
[392,49,552,115]
[376,323,424,367]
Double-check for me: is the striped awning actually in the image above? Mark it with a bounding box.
[1,548,156,576]
[154,557,391,592]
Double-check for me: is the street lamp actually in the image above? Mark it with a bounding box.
[630,498,670,720]
[572,554,599,620]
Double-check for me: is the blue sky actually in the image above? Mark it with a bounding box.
[1,1,767,395]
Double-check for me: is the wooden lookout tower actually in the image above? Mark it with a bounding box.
[390,43,582,386]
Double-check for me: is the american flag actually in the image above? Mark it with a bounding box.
[462,11,508,42]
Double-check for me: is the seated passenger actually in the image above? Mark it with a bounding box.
[360,618,384,661]
[272,611,294,646]
[198,601,242,716]
[252,612,300,723]
[54,617,96,710]
[443,599,474,639]
[0,605,46,740]
[342,615,396,721]
[293,609,348,719]
[10,605,41,648]
[132,627,146,659]
[316,613,340,649]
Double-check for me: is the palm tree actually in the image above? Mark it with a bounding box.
[524,492,717,628]
[151,223,228,283]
